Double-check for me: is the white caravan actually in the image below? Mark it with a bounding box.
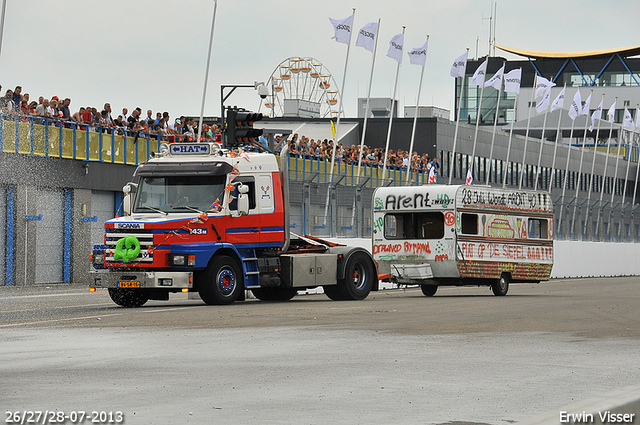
[372,185,554,296]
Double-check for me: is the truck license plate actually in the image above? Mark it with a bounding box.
[119,281,140,288]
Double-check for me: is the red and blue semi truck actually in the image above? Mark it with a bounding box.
[90,142,377,307]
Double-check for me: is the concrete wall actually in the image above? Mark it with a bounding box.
[327,238,640,279]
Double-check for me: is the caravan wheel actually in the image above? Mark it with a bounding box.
[491,274,509,296]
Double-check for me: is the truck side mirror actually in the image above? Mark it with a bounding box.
[122,183,138,216]
[237,184,249,216]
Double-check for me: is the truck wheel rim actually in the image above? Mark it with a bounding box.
[217,268,236,296]
[351,263,367,291]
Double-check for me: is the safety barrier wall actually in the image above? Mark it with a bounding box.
[0,115,161,165]
[285,155,432,188]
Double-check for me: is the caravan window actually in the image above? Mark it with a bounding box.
[528,218,549,239]
[461,213,478,235]
[384,212,444,240]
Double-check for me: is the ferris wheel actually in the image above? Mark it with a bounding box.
[260,57,342,119]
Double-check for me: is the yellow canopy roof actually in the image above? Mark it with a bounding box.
[495,45,640,59]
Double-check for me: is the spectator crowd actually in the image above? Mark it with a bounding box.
[283,133,439,174]
[1,83,438,176]
[0,84,223,142]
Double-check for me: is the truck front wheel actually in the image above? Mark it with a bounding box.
[198,255,243,305]
[108,288,149,308]
[420,285,438,297]
[333,252,375,300]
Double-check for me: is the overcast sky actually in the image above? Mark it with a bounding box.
[1,0,638,122]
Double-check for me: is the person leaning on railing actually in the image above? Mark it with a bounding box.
[34,98,52,119]
[0,89,16,114]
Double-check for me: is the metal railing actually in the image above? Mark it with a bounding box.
[0,114,165,165]
[0,113,436,186]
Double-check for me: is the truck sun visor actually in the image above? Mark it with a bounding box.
[136,161,234,176]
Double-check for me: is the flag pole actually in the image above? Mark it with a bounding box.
[557,117,576,238]
[606,120,625,239]
[502,68,522,188]
[380,23,402,182]
[609,125,624,215]
[518,74,538,189]
[630,105,640,220]
[533,107,550,190]
[583,94,605,237]
[326,8,355,183]
[357,18,382,180]
[346,18,381,230]
[547,84,567,193]
[595,98,617,240]
[469,61,488,184]
[448,48,469,185]
[197,0,218,142]
[617,122,635,240]
[406,35,429,183]
[323,8,356,228]
[533,79,559,191]
[570,90,593,236]
[484,62,505,186]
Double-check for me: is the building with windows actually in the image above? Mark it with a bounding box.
[458,45,640,126]
[438,46,640,240]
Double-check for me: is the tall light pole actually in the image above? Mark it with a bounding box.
[197,0,218,142]
[0,0,7,60]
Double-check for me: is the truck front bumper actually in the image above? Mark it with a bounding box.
[90,270,193,289]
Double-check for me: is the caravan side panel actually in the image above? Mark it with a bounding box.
[454,186,554,282]
[372,186,460,283]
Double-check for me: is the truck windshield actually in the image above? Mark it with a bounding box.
[133,175,226,213]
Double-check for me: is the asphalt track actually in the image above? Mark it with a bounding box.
[1,277,639,424]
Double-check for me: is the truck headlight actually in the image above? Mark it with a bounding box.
[170,254,195,267]
[92,252,105,266]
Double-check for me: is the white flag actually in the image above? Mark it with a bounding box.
[450,51,468,78]
[623,107,635,130]
[535,75,556,98]
[568,89,582,121]
[536,89,552,113]
[581,93,592,116]
[503,69,522,94]
[484,64,505,90]
[356,21,379,52]
[608,101,616,123]
[407,39,428,67]
[551,87,566,112]
[589,99,603,131]
[465,168,473,185]
[386,33,404,63]
[329,15,354,45]
[428,166,437,184]
[469,59,487,87]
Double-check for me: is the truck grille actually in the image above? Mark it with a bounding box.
[105,229,155,263]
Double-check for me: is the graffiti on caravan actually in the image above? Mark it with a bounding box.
[459,188,551,211]
[378,191,453,211]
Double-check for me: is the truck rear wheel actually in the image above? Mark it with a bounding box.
[491,274,509,296]
[199,255,243,305]
[420,285,438,297]
[251,287,298,301]
[333,252,375,300]
[108,288,149,308]
[322,285,342,301]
